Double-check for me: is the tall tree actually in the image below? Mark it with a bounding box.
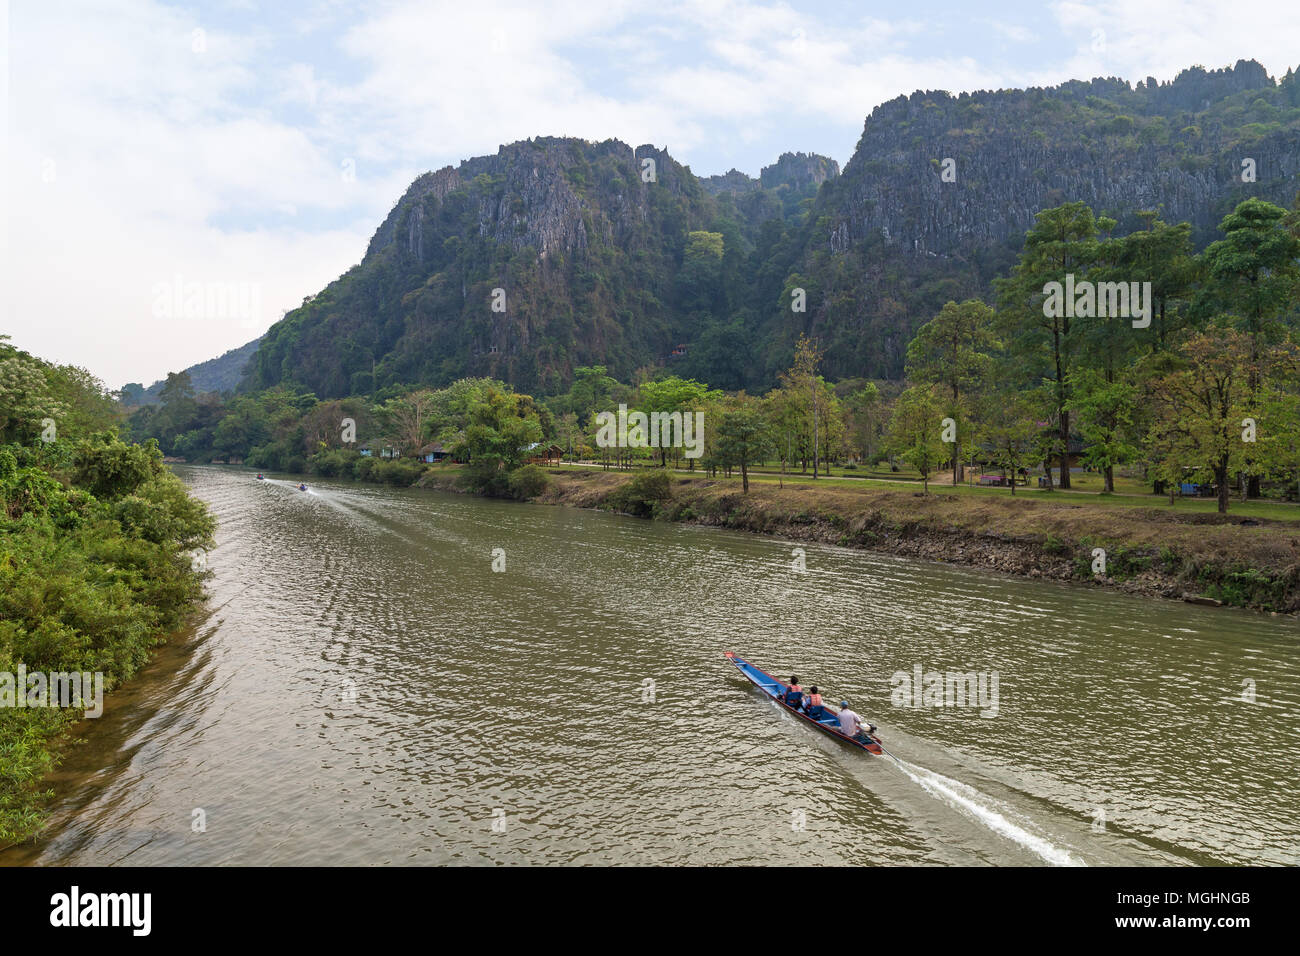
[1146,330,1265,514]
[1117,214,1198,350]
[1199,199,1300,497]
[978,391,1041,495]
[0,339,64,443]
[905,298,999,485]
[789,333,825,478]
[841,382,883,465]
[456,386,545,494]
[1069,221,1147,492]
[1064,368,1138,492]
[381,390,437,455]
[636,376,717,468]
[995,202,1099,489]
[714,400,775,493]
[886,384,947,493]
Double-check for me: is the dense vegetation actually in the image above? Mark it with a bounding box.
[0,337,214,842]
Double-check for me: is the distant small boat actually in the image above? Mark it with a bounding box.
[725,652,884,755]
[298,483,308,491]
[256,474,265,480]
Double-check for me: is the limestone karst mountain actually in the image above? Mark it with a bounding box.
[237,59,1299,398]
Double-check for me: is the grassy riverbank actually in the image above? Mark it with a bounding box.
[420,465,1300,615]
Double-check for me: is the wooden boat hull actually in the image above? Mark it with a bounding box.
[725,651,884,755]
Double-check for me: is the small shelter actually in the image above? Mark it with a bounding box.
[416,442,452,464]
[524,442,563,466]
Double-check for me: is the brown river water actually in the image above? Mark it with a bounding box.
[4,465,1298,866]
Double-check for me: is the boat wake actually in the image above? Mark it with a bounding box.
[890,757,1084,867]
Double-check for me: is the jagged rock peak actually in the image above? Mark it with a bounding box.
[365,137,699,261]
[760,152,839,191]
[699,168,760,196]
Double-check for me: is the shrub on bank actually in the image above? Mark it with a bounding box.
[606,469,673,517]
[507,463,551,500]
[304,450,430,487]
[246,437,304,474]
[458,461,510,497]
[370,458,427,486]
[1197,563,1295,609]
[308,447,361,478]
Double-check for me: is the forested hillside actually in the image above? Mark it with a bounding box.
[121,336,262,406]
[796,59,1300,378]
[238,60,1300,398]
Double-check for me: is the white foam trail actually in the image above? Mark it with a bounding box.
[895,759,1084,867]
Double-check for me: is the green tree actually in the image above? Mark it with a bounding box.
[636,376,718,467]
[71,433,163,499]
[714,400,775,493]
[553,366,621,422]
[1199,198,1300,497]
[786,333,825,478]
[1201,199,1300,346]
[1116,214,1197,349]
[995,201,1099,489]
[905,299,999,484]
[1065,369,1138,492]
[763,382,806,486]
[1146,330,1265,514]
[842,382,883,464]
[0,339,64,443]
[886,384,947,493]
[456,386,545,495]
[979,392,1040,495]
[676,230,726,314]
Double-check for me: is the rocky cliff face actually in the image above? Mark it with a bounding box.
[699,168,759,196]
[782,59,1300,380]
[821,60,1300,259]
[249,137,730,396]
[246,59,1300,397]
[760,151,839,193]
[699,152,840,197]
[367,138,703,264]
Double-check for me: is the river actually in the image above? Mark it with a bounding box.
[4,465,1297,866]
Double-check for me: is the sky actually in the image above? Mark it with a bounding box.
[3,0,1299,389]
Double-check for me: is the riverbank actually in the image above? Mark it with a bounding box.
[419,466,1300,615]
[0,439,214,845]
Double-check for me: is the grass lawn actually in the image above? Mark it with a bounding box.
[551,462,1300,523]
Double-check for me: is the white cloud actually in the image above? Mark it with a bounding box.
[1043,0,1300,87]
[990,21,1037,44]
[5,0,379,387]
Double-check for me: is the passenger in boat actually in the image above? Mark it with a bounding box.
[837,701,862,737]
[837,701,877,741]
[782,676,804,709]
[804,686,827,720]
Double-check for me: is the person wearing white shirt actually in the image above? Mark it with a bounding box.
[837,701,875,740]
